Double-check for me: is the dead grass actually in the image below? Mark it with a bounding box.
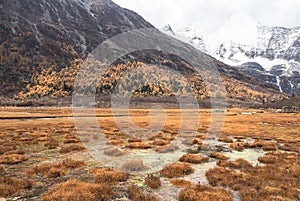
[229,142,245,151]
[103,147,127,156]
[170,179,192,188]
[63,134,81,144]
[210,152,229,160]
[179,153,209,164]
[59,144,86,154]
[206,167,251,191]
[41,180,112,201]
[127,185,158,201]
[144,174,161,189]
[93,168,129,184]
[27,158,85,178]
[0,154,29,165]
[262,141,278,151]
[121,159,147,172]
[0,176,33,197]
[179,184,233,201]
[0,108,299,200]
[125,142,151,149]
[218,158,253,170]
[109,139,124,146]
[218,136,233,143]
[0,142,18,154]
[207,152,300,201]
[160,162,194,178]
[151,139,169,146]
[155,144,178,153]
[44,138,59,149]
[0,166,33,197]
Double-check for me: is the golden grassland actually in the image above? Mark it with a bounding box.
[0,107,299,200]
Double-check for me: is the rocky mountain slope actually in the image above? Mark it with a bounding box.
[0,0,285,105]
[0,0,153,95]
[162,13,300,95]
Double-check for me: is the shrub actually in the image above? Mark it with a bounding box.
[41,180,112,201]
[179,154,209,164]
[59,144,86,154]
[160,163,194,178]
[144,174,161,189]
[0,154,29,165]
[127,185,158,201]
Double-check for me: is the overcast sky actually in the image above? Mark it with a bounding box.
[113,0,300,33]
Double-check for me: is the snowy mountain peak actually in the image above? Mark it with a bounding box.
[216,11,259,45]
[162,21,300,94]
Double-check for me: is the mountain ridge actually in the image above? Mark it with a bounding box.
[162,14,300,95]
[0,0,286,106]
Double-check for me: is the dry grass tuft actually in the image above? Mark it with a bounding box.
[0,154,29,165]
[262,141,278,151]
[128,138,142,143]
[125,142,151,149]
[27,158,85,178]
[59,144,86,154]
[127,185,158,201]
[41,179,112,201]
[63,134,81,144]
[179,153,209,164]
[103,147,127,156]
[210,152,229,160]
[151,139,169,146]
[93,168,129,184]
[217,158,253,169]
[109,139,124,146]
[144,174,161,189]
[44,138,59,149]
[179,184,233,201]
[218,136,233,143]
[170,179,192,188]
[206,167,250,191]
[155,144,178,153]
[207,152,300,201]
[121,159,147,172]
[229,142,245,151]
[0,166,32,197]
[160,162,194,178]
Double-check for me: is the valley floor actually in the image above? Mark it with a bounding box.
[0,107,299,200]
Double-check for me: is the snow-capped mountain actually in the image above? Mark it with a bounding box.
[162,13,300,95]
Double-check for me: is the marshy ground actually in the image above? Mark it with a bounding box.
[0,107,299,201]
